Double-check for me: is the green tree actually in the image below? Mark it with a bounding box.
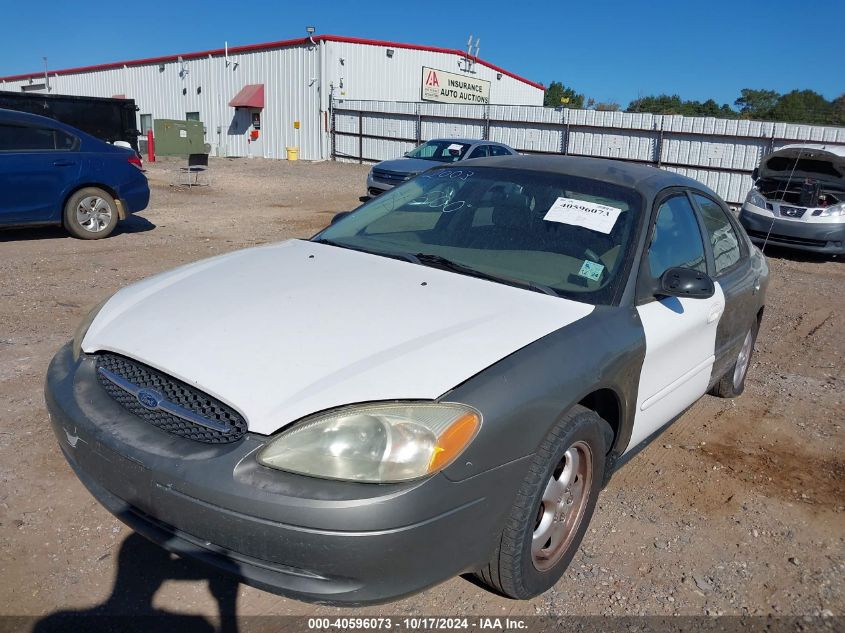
[544,81,585,109]
[627,94,684,114]
[734,89,780,119]
[626,94,738,118]
[586,98,621,111]
[769,90,834,124]
[832,93,845,126]
[695,99,726,117]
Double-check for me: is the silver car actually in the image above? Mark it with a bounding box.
[366,138,517,197]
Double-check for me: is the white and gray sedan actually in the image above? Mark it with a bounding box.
[366,138,517,197]
[46,156,768,605]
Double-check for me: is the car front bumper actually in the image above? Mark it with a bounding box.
[365,173,393,197]
[739,205,845,254]
[45,343,527,605]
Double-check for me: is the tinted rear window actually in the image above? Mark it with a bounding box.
[0,125,59,151]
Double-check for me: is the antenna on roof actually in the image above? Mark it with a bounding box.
[42,57,51,92]
[461,35,478,73]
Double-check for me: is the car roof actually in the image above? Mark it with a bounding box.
[428,138,507,146]
[456,154,721,199]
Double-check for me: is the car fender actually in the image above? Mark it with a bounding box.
[440,305,646,482]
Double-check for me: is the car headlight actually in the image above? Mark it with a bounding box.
[745,189,768,209]
[815,202,845,218]
[257,403,481,483]
[72,297,110,360]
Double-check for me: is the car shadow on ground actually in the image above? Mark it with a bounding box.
[112,214,157,236]
[0,215,156,243]
[32,533,239,633]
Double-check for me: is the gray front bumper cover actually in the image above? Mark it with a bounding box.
[45,343,528,605]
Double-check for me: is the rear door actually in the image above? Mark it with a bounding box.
[627,191,725,450]
[0,123,80,224]
[690,192,758,380]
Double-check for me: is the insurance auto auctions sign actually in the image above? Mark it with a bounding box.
[421,67,491,105]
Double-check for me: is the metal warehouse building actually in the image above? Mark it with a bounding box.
[0,34,544,161]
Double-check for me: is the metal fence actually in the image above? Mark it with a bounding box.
[330,99,845,205]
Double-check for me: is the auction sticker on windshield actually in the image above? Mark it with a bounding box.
[578,260,605,281]
[543,197,622,234]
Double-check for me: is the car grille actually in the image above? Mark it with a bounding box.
[372,169,411,184]
[95,353,247,444]
[779,206,806,218]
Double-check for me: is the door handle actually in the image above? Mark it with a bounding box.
[52,160,77,167]
[707,304,724,324]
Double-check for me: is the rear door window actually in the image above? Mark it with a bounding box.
[56,130,77,151]
[467,145,489,159]
[0,125,56,151]
[489,145,512,156]
[692,193,743,275]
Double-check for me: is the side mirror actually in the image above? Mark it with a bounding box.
[658,267,715,299]
[330,211,351,225]
[751,167,759,181]
[403,151,412,158]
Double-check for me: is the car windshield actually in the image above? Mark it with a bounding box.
[406,140,471,163]
[314,167,642,305]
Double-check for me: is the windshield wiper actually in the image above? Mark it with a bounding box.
[312,238,419,263]
[413,253,559,297]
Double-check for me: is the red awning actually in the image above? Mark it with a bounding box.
[229,84,264,108]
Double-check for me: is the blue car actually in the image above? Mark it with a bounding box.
[0,108,149,239]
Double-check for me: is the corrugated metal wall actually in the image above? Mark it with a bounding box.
[1,44,325,160]
[326,41,542,106]
[0,40,543,161]
[332,100,845,205]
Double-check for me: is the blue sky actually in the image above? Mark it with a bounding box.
[3,0,842,107]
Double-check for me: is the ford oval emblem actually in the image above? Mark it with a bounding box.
[137,389,163,410]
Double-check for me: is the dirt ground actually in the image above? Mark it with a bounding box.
[0,157,842,626]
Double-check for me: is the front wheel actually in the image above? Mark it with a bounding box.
[63,187,119,239]
[475,406,611,599]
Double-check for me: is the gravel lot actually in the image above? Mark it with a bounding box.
[0,157,842,626]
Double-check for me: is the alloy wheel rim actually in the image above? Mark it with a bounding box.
[733,328,754,390]
[532,440,593,571]
[76,196,112,233]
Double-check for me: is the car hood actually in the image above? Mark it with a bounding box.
[373,157,439,175]
[82,240,594,435]
[759,145,845,186]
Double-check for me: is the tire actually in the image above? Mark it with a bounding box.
[63,187,119,239]
[710,317,760,398]
[475,405,612,599]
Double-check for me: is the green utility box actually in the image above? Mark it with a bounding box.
[152,119,208,156]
